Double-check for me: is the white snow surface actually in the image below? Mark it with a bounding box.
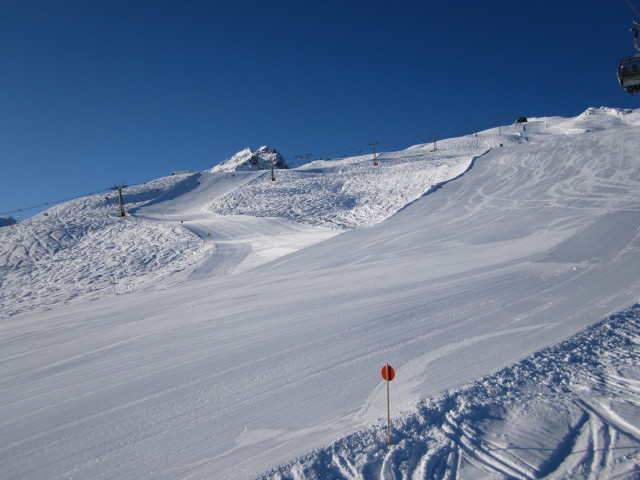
[1,106,640,479]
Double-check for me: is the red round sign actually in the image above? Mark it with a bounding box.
[381,364,395,381]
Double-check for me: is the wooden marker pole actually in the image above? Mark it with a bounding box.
[381,364,395,445]
[386,367,391,444]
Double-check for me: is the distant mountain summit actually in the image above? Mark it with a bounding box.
[209,146,289,173]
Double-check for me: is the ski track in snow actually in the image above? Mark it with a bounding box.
[1,107,640,480]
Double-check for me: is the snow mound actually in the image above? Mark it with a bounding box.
[209,146,289,172]
[545,107,640,135]
[262,304,640,480]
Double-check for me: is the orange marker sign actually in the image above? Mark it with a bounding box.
[381,364,395,381]
[382,363,395,445]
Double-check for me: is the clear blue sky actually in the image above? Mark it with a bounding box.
[2,0,639,218]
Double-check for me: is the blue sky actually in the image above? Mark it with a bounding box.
[2,0,639,218]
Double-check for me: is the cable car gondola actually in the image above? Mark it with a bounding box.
[618,21,640,94]
[618,55,640,94]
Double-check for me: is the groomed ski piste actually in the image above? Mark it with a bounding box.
[0,107,639,479]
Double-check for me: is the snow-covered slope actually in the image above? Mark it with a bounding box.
[1,131,508,317]
[1,107,640,480]
[208,133,514,229]
[0,175,216,317]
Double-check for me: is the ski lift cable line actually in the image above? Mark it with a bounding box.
[0,188,112,216]
[2,175,168,217]
[296,119,512,162]
[624,0,640,19]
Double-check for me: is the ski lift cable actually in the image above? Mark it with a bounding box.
[1,176,163,217]
[624,0,640,20]
[0,188,111,216]
[299,119,512,162]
